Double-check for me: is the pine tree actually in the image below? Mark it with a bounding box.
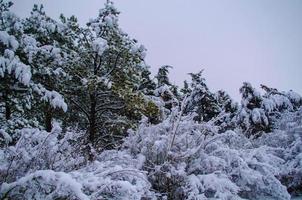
[214,90,238,132]
[21,4,70,131]
[137,66,156,95]
[0,1,32,124]
[64,1,154,150]
[185,70,220,122]
[237,82,270,137]
[154,65,178,112]
[0,1,67,139]
[180,80,191,96]
[155,65,172,87]
[216,90,237,114]
[260,84,302,130]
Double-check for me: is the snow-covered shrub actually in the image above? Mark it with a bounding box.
[286,91,302,110]
[255,108,302,196]
[75,150,156,199]
[0,170,90,200]
[0,116,41,147]
[0,122,156,200]
[0,123,85,184]
[123,105,292,199]
[0,150,156,200]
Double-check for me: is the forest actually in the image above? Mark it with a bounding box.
[0,1,302,199]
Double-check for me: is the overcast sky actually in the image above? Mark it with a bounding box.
[11,0,302,100]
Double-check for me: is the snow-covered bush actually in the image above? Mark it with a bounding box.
[0,145,155,200]
[0,123,85,184]
[2,101,300,200]
[75,150,156,199]
[255,108,302,196]
[123,105,292,199]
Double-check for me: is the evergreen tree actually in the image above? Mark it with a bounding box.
[0,1,31,122]
[260,84,302,130]
[22,4,70,131]
[214,90,238,132]
[137,66,156,95]
[180,80,191,96]
[64,1,156,150]
[154,65,178,112]
[237,82,270,137]
[155,65,172,87]
[285,90,302,110]
[0,1,67,139]
[170,84,181,100]
[185,70,220,122]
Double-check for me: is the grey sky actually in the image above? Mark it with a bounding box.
[11,0,302,100]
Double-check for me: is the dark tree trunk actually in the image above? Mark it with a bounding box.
[89,60,99,143]
[3,90,11,120]
[45,104,52,132]
[89,91,97,143]
[5,101,11,120]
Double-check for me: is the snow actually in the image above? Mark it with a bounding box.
[22,35,38,63]
[130,43,140,54]
[262,98,276,112]
[81,78,88,85]
[0,49,32,86]
[0,129,12,144]
[252,108,262,124]
[197,172,240,199]
[104,15,114,27]
[287,91,302,104]
[1,170,90,200]
[0,31,19,50]
[33,84,68,112]
[92,37,108,56]
[53,67,66,76]
[51,91,68,112]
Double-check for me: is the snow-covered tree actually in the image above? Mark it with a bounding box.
[237,82,270,137]
[155,65,172,87]
[153,65,179,115]
[21,4,70,131]
[0,1,67,140]
[214,90,238,132]
[137,66,156,95]
[2,97,301,200]
[185,70,220,122]
[238,83,302,137]
[1,1,302,199]
[261,84,302,130]
[180,80,192,96]
[64,1,154,151]
[0,1,31,123]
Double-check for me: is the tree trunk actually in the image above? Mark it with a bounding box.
[5,101,11,120]
[45,104,52,132]
[3,90,11,120]
[89,91,97,143]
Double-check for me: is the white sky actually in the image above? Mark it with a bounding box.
[11,0,302,100]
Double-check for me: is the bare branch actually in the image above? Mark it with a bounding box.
[69,98,90,120]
